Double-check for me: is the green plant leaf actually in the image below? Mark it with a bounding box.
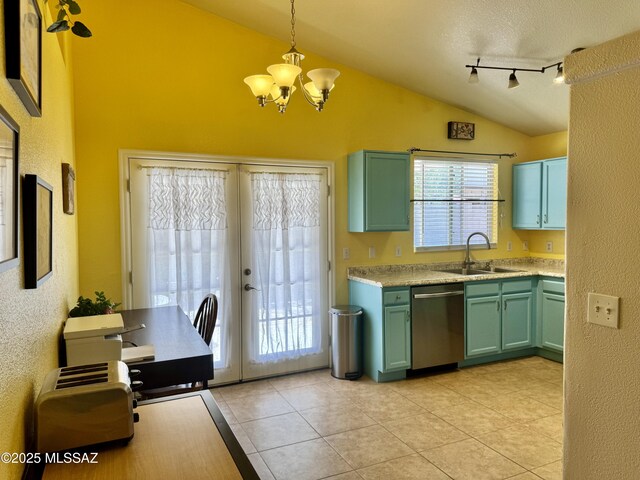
[47,20,70,33]
[71,21,92,37]
[56,8,66,22]
[68,0,81,15]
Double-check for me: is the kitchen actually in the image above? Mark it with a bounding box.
[1,1,639,480]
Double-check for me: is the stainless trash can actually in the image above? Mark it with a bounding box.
[330,305,363,380]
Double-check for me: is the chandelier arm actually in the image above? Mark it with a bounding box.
[296,74,321,107]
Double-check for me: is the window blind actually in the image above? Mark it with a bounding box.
[413,157,498,250]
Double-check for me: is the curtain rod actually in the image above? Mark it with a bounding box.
[408,147,517,159]
[137,165,228,172]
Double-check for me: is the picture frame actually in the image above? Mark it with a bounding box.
[4,0,43,117]
[23,174,53,288]
[0,106,20,275]
[448,121,475,140]
[61,163,75,215]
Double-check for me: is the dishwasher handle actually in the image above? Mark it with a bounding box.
[413,290,464,299]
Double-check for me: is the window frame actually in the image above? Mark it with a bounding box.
[412,156,499,252]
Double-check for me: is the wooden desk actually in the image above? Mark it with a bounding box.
[43,391,259,480]
[120,307,214,390]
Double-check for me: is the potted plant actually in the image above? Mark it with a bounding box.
[69,291,120,317]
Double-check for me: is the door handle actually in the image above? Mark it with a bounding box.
[244,284,259,291]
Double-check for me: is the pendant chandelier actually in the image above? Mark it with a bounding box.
[243,0,340,113]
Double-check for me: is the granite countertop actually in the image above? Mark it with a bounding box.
[347,257,565,288]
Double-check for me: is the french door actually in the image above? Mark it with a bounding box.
[125,153,330,384]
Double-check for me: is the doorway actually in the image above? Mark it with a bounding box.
[121,151,333,385]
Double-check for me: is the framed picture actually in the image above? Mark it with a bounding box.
[0,106,20,275]
[448,121,475,140]
[61,163,75,215]
[4,0,43,117]
[23,174,53,288]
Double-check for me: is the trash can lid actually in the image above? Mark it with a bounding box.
[330,305,363,315]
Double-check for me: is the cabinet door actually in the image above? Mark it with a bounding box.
[541,292,565,352]
[502,292,533,350]
[542,158,567,229]
[513,162,542,229]
[364,152,410,231]
[466,296,501,357]
[383,305,411,371]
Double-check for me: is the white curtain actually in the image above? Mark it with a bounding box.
[250,172,323,364]
[146,167,231,369]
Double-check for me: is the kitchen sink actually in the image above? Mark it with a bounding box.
[437,267,525,276]
[437,268,490,276]
[481,266,525,273]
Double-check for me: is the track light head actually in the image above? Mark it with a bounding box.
[468,66,479,84]
[508,70,519,89]
[553,64,565,84]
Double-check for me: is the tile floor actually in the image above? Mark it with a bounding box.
[211,356,563,480]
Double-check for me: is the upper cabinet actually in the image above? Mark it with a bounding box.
[348,150,410,232]
[512,157,567,230]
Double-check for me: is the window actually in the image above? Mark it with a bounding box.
[413,157,498,250]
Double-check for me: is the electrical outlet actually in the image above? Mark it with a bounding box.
[522,241,529,251]
[342,247,350,260]
[395,246,402,257]
[507,241,512,251]
[368,246,376,259]
[587,293,620,328]
[546,241,553,252]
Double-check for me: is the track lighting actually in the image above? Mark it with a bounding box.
[465,58,565,88]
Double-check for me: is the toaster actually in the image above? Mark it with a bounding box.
[35,360,139,452]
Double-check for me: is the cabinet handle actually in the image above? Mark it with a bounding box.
[496,301,500,311]
[504,300,508,310]
[536,214,540,225]
[406,310,410,322]
[544,214,548,224]
[396,294,401,301]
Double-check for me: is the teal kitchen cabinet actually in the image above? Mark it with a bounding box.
[349,281,411,382]
[465,279,533,358]
[540,279,565,352]
[513,157,567,230]
[466,295,501,356]
[348,150,410,232]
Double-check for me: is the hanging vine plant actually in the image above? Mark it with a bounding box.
[46,0,92,38]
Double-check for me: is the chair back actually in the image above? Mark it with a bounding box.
[193,294,218,346]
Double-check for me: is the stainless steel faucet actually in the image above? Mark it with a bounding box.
[463,232,491,269]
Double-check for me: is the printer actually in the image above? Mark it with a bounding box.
[63,314,125,366]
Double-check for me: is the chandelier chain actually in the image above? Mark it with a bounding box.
[290,0,296,48]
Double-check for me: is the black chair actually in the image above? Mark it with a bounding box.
[140,294,218,399]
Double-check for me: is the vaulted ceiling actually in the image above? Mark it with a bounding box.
[185,0,640,136]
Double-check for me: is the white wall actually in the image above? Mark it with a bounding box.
[564,31,640,479]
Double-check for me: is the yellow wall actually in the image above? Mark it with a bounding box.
[564,31,640,479]
[71,0,562,305]
[0,2,79,478]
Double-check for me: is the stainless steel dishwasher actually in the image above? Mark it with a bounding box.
[411,283,465,369]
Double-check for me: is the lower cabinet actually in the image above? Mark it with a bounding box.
[466,279,533,358]
[383,304,411,371]
[349,281,410,382]
[540,279,565,352]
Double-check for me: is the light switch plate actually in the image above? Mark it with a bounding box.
[522,241,529,251]
[587,293,620,328]
[395,246,402,257]
[546,241,553,252]
[507,241,512,251]
[342,248,350,260]
[368,247,376,259]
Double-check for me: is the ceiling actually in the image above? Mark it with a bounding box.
[184,0,640,136]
